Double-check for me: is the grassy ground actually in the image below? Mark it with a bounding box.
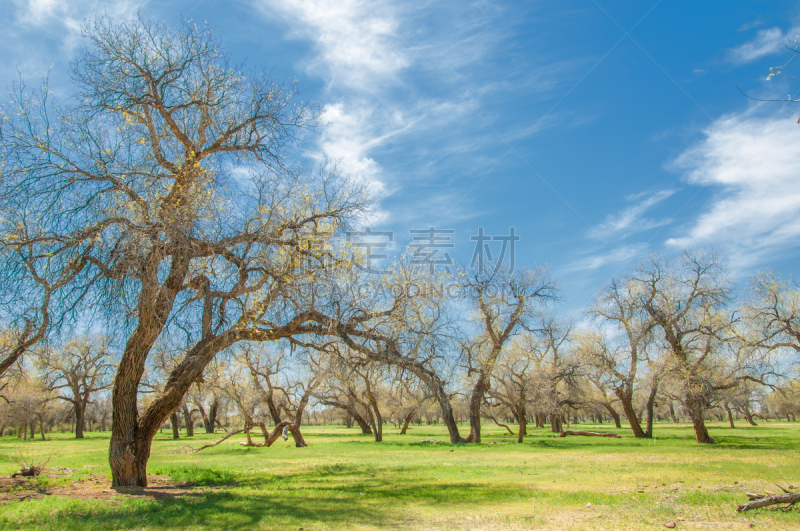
[0,421,799,530]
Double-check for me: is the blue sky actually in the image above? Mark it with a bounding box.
[4,0,800,312]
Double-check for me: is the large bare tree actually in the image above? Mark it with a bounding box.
[36,336,115,439]
[631,250,764,444]
[0,16,364,486]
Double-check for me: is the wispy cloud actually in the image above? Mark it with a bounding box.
[250,0,578,231]
[11,0,142,31]
[727,25,799,65]
[667,108,800,270]
[567,244,647,273]
[588,189,675,240]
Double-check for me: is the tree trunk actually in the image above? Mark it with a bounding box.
[465,373,488,443]
[265,387,282,425]
[688,398,715,444]
[75,401,85,439]
[517,407,527,442]
[743,404,758,426]
[549,413,562,433]
[725,403,735,429]
[287,423,308,447]
[644,379,658,438]
[182,405,194,436]
[109,432,153,487]
[170,412,180,440]
[206,399,218,434]
[373,411,383,442]
[351,409,373,434]
[603,403,622,429]
[400,410,415,434]
[617,392,647,438]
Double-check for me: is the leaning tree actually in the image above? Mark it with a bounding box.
[0,15,365,486]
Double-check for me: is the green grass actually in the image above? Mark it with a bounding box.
[1,421,799,530]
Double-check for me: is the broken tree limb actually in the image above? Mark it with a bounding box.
[557,430,622,438]
[737,486,800,512]
[486,415,515,436]
[192,428,247,452]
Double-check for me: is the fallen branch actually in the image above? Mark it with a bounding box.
[737,485,800,512]
[557,430,621,438]
[192,428,247,453]
[11,466,42,478]
[486,415,515,436]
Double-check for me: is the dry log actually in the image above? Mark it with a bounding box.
[11,466,41,478]
[557,430,622,438]
[737,485,800,512]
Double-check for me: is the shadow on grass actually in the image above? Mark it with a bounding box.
[3,467,551,531]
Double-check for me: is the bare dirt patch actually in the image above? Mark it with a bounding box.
[0,472,206,504]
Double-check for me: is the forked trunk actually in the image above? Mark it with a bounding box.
[465,373,488,443]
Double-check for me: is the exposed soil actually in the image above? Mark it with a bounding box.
[0,471,205,504]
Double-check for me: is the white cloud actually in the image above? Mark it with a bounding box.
[567,244,647,273]
[667,109,800,269]
[589,189,675,240]
[727,26,799,65]
[11,0,141,31]
[253,0,570,230]
[316,102,392,194]
[256,0,409,90]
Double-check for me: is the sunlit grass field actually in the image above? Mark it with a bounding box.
[1,421,799,530]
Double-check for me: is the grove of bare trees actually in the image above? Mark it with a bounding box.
[1,14,798,491]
